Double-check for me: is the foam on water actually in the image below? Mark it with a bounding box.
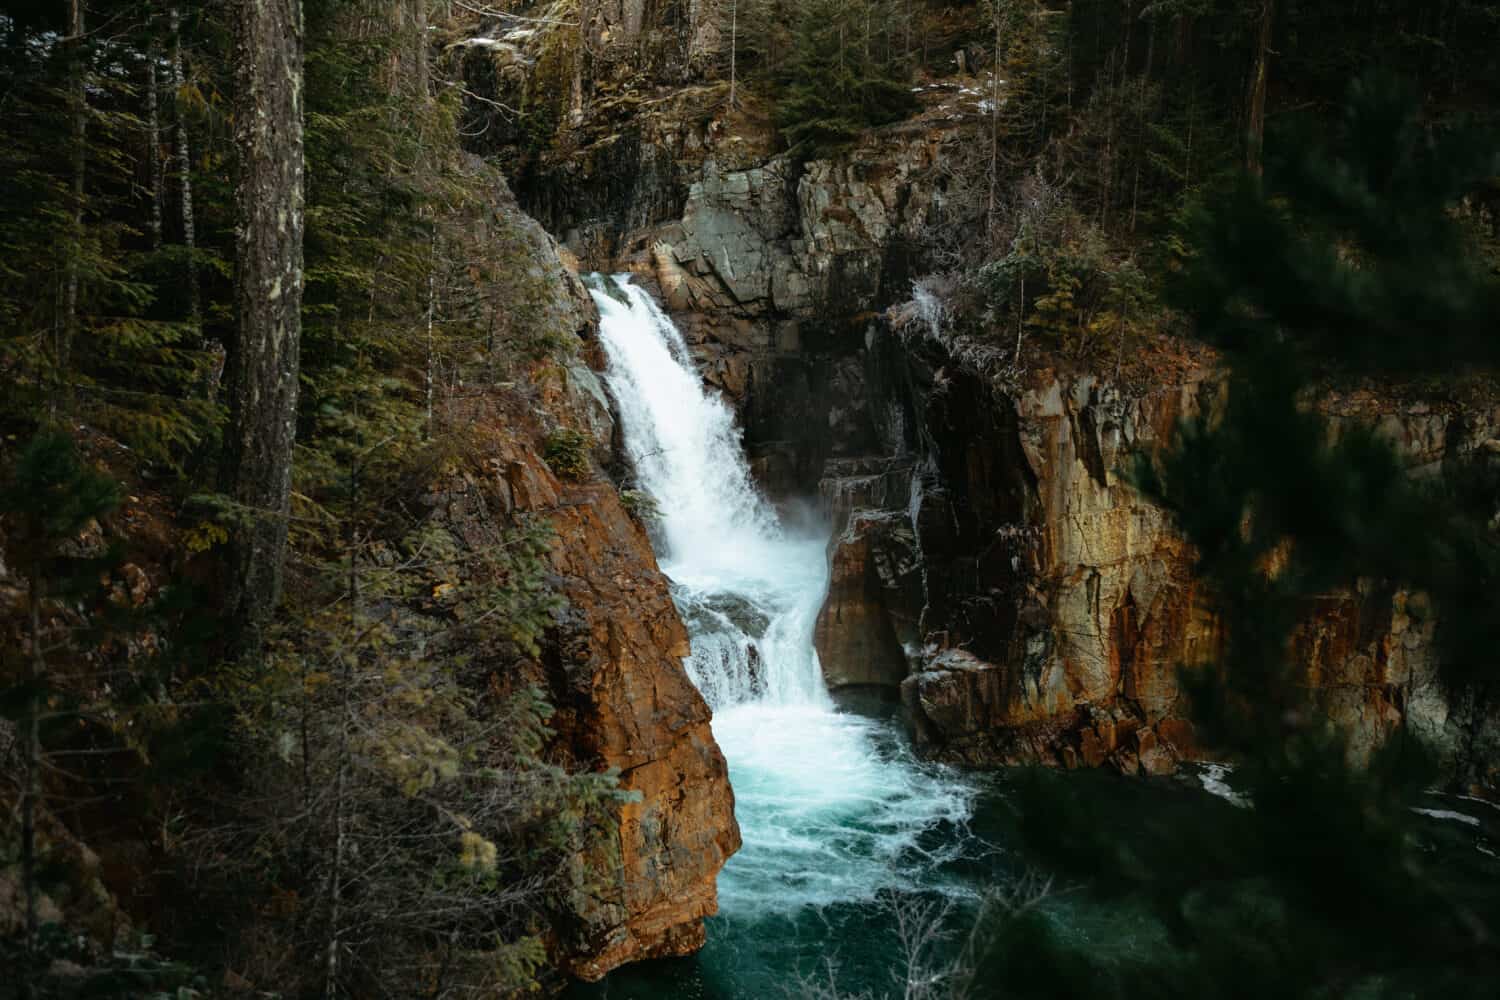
[711,703,973,916]
[590,274,975,922]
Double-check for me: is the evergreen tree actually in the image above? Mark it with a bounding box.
[0,2,222,470]
[0,431,120,998]
[220,0,306,650]
[773,0,917,157]
[973,75,1500,999]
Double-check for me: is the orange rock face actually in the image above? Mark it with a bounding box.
[815,510,917,689]
[545,481,741,979]
[486,429,740,981]
[819,343,1500,782]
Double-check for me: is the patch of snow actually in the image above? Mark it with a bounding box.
[1411,807,1481,827]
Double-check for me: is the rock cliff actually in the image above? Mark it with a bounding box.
[455,3,1500,792]
[423,184,741,978]
[818,328,1500,786]
[455,414,740,980]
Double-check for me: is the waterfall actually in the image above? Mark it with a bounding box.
[590,275,973,919]
[592,276,828,709]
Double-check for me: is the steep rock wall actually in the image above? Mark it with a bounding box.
[452,419,740,979]
[817,324,1500,787]
[460,186,741,978]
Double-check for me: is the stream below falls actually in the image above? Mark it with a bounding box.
[570,276,1500,1000]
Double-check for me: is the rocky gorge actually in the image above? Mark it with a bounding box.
[458,6,1500,788]
[440,3,1500,978]
[3,2,1496,994]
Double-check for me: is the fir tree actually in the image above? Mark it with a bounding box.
[976,74,1500,1000]
[0,431,120,997]
[773,0,917,157]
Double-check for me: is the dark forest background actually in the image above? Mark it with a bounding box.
[1,2,1498,997]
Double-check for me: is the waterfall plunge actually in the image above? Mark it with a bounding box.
[591,275,973,917]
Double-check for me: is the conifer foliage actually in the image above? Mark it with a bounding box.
[773,0,918,156]
[1,3,623,996]
[975,76,1500,1000]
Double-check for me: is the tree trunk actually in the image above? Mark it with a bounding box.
[412,0,429,97]
[1244,0,1274,176]
[1100,57,1114,230]
[323,748,347,998]
[146,43,164,251]
[221,0,306,650]
[325,466,362,999]
[1173,11,1193,68]
[688,0,701,68]
[170,6,200,331]
[1014,274,1026,368]
[571,1,587,125]
[1185,77,1196,186]
[729,0,738,109]
[20,569,45,1000]
[425,235,436,442]
[987,7,1001,253]
[59,0,86,416]
[1131,20,1155,233]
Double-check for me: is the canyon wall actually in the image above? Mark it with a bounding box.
[404,181,743,978]
[458,407,740,979]
[457,5,1500,790]
[820,342,1500,786]
[0,175,740,982]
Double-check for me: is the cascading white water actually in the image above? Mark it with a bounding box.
[591,275,973,919]
[593,277,831,710]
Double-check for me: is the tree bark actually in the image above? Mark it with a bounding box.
[146,41,164,251]
[1244,0,1274,176]
[987,5,1001,253]
[170,6,200,331]
[20,568,44,1000]
[412,0,429,98]
[1131,19,1155,234]
[571,1,587,125]
[221,0,305,650]
[59,0,87,416]
[425,234,436,442]
[325,468,362,999]
[1173,11,1193,68]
